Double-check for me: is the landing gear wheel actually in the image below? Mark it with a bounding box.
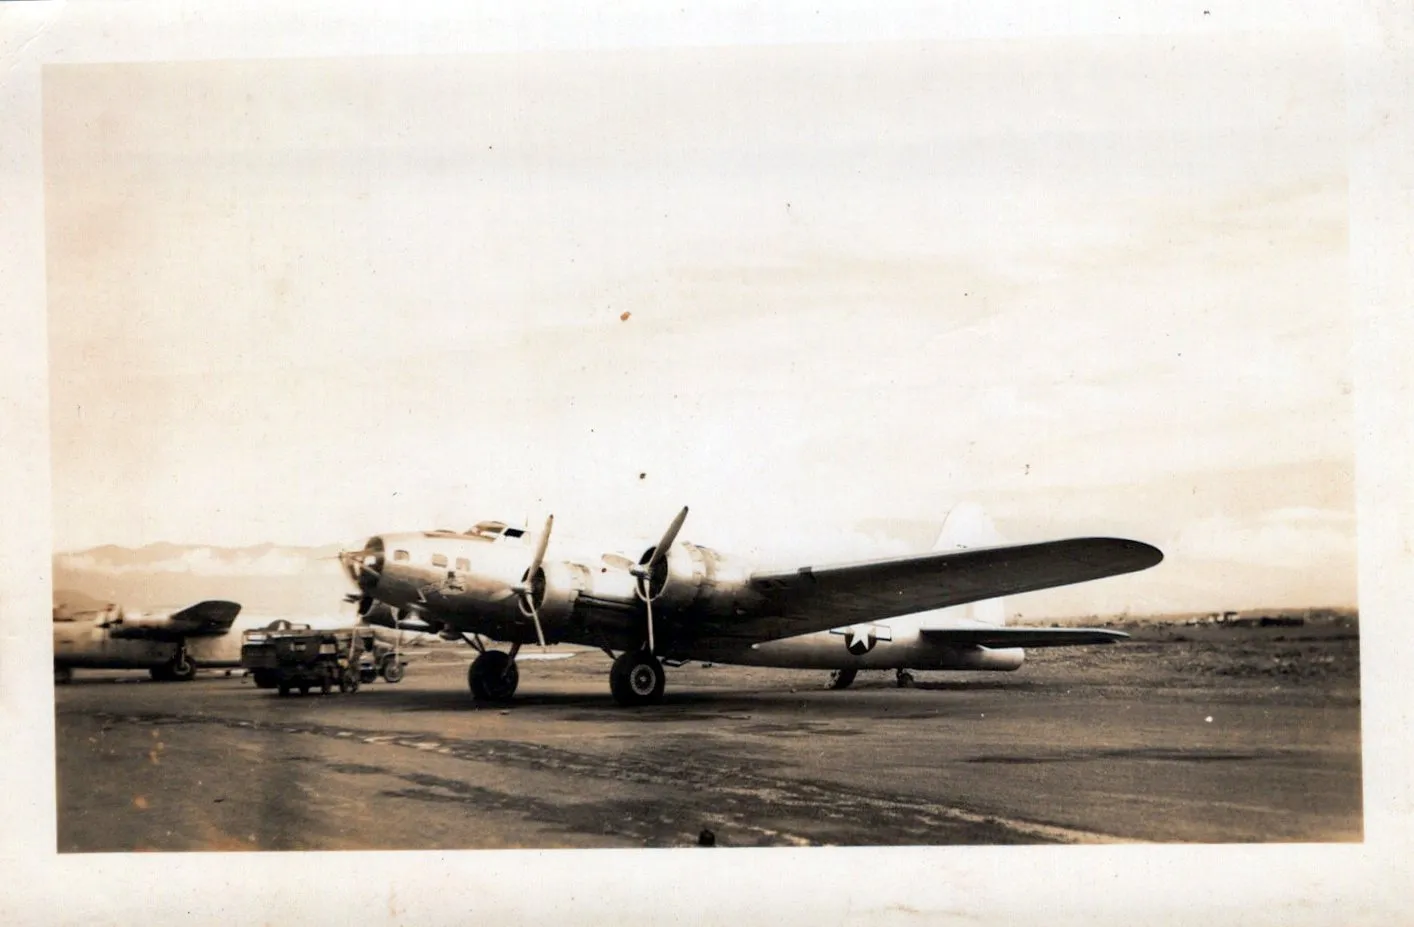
[469,650,519,702]
[895,669,915,688]
[166,651,197,682]
[609,650,666,706]
[54,665,73,685]
[828,668,857,690]
[381,658,405,684]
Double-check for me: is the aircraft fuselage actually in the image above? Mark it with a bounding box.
[350,526,1024,671]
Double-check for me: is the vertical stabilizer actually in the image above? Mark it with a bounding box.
[918,501,1008,628]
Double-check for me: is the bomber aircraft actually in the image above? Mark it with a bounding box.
[52,599,242,684]
[338,506,1163,706]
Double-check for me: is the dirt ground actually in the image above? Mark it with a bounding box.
[54,617,1361,850]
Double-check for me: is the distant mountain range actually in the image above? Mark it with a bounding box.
[53,542,352,616]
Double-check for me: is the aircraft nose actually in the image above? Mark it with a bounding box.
[342,536,386,592]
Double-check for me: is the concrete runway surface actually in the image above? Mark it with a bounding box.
[55,622,1361,850]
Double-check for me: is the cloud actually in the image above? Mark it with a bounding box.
[1171,508,1355,569]
[57,547,313,577]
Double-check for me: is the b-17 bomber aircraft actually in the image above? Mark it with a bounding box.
[339,506,1163,706]
[52,599,243,684]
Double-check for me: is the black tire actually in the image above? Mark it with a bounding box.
[320,678,332,695]
[828,668,857,690]
[469,650,518,702]
[251,670,278,689]
[277,682,291,697]
[149,666,172,682]
[339,670,359,694]
[381,657,405,684]
[299,684,310,696]
[54,665,73,686]
[609,650,666,706]
[166,651,197,682]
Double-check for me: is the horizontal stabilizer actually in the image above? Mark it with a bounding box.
[918,626,1128,648]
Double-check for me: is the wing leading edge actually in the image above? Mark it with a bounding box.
[734,538,1161,643]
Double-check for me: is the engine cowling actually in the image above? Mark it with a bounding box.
[530,560,590,626]
[636,542,754,618]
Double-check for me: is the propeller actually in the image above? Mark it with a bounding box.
[505,514,554,649]
[602,506,689,654]
[336,541,386,618]
[337,546,382,589]
[343,591,372,613]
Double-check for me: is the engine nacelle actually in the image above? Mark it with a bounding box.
[641,542,755,618]
[533,560,590,626]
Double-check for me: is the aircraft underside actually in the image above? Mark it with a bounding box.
[423,613,1028,706]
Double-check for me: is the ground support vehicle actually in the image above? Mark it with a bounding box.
[241,623,371,696]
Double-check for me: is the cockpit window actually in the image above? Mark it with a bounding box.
[469,520,508,539]
[421,521,526,542]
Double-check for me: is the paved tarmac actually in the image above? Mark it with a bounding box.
[54,629,1361,850]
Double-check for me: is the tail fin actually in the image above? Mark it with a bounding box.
[929,502,1007,627]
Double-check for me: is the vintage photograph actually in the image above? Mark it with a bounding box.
[43,30,1359,858]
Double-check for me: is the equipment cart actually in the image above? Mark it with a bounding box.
[240,622,368,696]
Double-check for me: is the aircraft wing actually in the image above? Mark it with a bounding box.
[108,600,242,641]
[917,626,1128,647]
[729,538,1161,643]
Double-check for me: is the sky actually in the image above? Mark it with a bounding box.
[43,32,1353,614]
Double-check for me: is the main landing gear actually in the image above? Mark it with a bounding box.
[149,650,197,682]
[468,649,520,702]
[609,649,666,707]
[465,644,667,707]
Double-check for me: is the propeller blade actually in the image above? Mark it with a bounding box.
[645,506,689,572]
[527,514,554,578]
[525,598,548,650]
[645,593,656,655]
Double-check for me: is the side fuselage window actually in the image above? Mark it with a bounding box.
[431,553,448,568]
[393,550,410,562]
[455,557,470,572]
